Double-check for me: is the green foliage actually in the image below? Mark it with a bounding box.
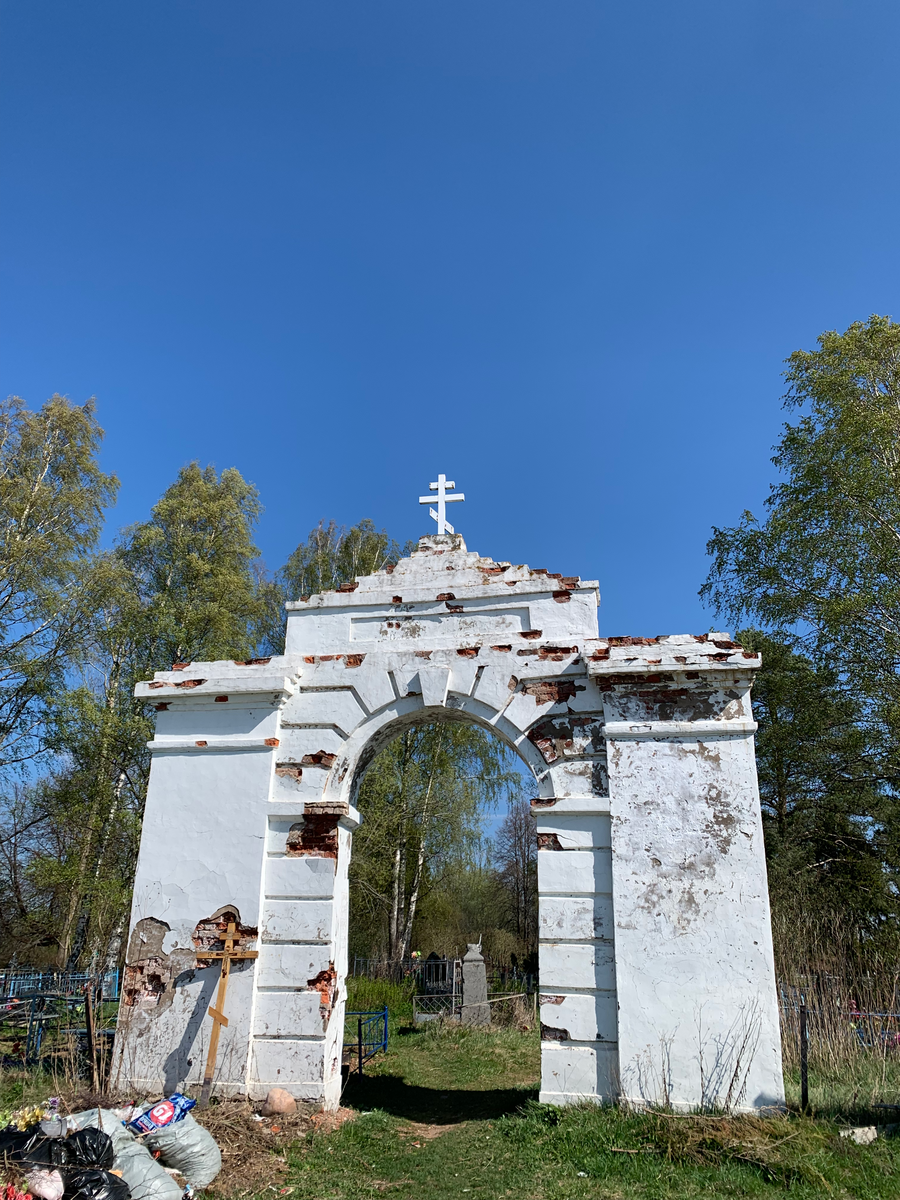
[702,315,900,721]
[702,317,900,959]
[0,395,118,766]
[345,975,416,1019]
[349,721,525,962]
[0,456,267,968]
[121,461,263,666]
[256,518,407,654]
[738,630,892,942]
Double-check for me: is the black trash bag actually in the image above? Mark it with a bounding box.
[63,1169,131,1200]
[65,1128,114,1171]
[0,1126,69,1168]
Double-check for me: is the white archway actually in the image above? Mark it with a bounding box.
[114,534,785,1113]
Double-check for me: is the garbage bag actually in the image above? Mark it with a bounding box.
[144,1114,221,1188]
[127,1098,194,1138]
[25,1168,66,1200]
[63,1169,131,1200]
[68,1112,181,1200]
[66,1128,114,1171]
[0,1125,69,1168]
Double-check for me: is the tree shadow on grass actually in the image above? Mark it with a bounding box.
[341,1072,538,1124]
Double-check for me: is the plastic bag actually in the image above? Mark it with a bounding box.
[68,1112,181,1200]
[127,1099,194,1138]
[143,1115,221,1188]
[0,1125,69,1168]
[66,1129,114,1171]
[25,1168,65,1200]
[62,1169,131,1200]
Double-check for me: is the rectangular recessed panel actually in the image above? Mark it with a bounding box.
[250,1038,325,1090]
[540,942,616,991]
[539,895,615,942]
[261,900,334,944]
[540,1043,619,1103]
[537,849,613,895]
[350,608,529,641]
[257,944,332,988]
[254,990,323,1037]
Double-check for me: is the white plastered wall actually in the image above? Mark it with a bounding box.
[115,536,783,1112]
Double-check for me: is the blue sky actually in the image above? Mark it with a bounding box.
[2,1,899,638]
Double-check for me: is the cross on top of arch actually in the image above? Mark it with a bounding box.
[419,473,464,534]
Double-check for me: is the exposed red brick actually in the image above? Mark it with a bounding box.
[537,645,577,662]
[457,647,479,657]
[287,815,339,859]
[195,740,208,747]
[520,630,542,640]
[436,593,456,601]
[264,737,280,747]
[392,596,403,603]
[174,678,206,688]
[537,833,563,851]
[415,650,432,659]
[523,679,578,705]
[148,681,166,689]
[307,963,337,1020]
[215,695,229,703]
[552,591,571,603]
[344,654,366,668]
[275,763,303,783]
[193,910,257,967]
[337,581,359,593]
[172,662,191,670]
[301,750,336,767]
[491,644,512,652]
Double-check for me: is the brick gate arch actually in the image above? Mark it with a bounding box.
[114,534,785,1113]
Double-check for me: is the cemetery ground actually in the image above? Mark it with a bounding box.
[3,985,900,1199]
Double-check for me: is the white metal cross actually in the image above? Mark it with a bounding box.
[419,474,465,535]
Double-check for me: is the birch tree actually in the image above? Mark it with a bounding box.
[349,721,522,964]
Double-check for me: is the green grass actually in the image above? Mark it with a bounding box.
[345,976,417,1020]
[784,1056,900,1123]
[4,1012,900,1198]
[282,1024,900,1200]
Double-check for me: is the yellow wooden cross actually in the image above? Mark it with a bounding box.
[199,918,258,1107]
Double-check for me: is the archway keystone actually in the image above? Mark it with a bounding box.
[114,534,784,1112]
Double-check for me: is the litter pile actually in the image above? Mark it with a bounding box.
[1,1095,221,1200]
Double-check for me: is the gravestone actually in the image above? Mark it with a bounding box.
[461,943,490,1026]
[113,510,785,1113]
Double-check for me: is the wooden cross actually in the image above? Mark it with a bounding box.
[199,918,258,1107]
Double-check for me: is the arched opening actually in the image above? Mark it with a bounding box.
[347,713,538,987]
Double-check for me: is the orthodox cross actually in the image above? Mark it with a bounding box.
[419,474,464,534]
[198,917,259,1107]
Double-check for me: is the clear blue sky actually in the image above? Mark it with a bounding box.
[2,1,898,638]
